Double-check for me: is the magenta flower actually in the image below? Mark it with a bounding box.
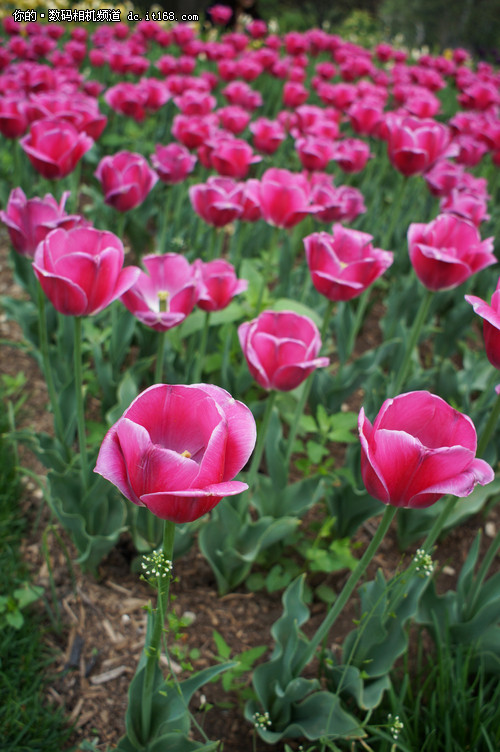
[304,225,393,302]
[408,214,495,291]
[121,253,199,332]
[208,4,233,25]
[33,227,140,316]
[0,188,84,258]
[151,143,197,184]
[195,259,248,312]
[0,96,28,138]
[94,383,256,523]
[20,119,93,180]
[238,310,330,392]
[385,116,455,177]
[466,279,500,369]
[189,177,243,227]
[359,391,494,508]
[249,117,286,155]
[210,136,261,180]
[257,168,317,229]
[95,151,158,213]
[295,135,336,172]
[309,175,366,224]
[104,82,148,122]
[332,138,372,173]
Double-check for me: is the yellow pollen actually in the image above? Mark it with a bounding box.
[158,291,169,312]
[181,450,192,458]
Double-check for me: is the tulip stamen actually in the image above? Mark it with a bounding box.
[158,291,169,312]
[181,450,192,458]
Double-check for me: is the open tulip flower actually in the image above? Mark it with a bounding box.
[238,310,330,391]
[94,383,256,523]
[359,391,494,508]
[466,279,500,369]
[121,253,199,332]
[257,168,318,229]
[304,225,393,302]
[0,188,84,258]
[408,214,495,291]
[95,151,158,212]
[20,118,94,179]
[33,227,140,316]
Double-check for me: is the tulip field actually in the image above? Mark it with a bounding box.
[2,4,500,750]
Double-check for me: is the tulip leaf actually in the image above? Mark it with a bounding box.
[251,473,326,519]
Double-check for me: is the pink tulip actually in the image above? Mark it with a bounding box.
[0,188,84,258]
[408,214,495,291]
[20,119,93,180]
[208,4,233,25]
[359,391,494,508]
[440,189,490,227]
[151,143,197,184]
[210,136,261,179]
[104,82,148,122]
[121,253,199,332]
[94,383,256,523]
[0,96,28,138]
[257,168,317,229]
[238,310,330,391]
[385,116,455,177]
[424,160,465,198]
[171,113,218,149]
[195,259,248,311]
[295,135,336,172]
[216,105,251,135]
[309,175,366,224]
[250,117,286,155]
[283,81,309,109]
[466,279,500,369]
[189,177,244,227]
[331,138,372,173]
[304,225,393,302]
[95,151,158,212]
[33,227,140,316]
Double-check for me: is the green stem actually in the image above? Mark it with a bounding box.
[158,185,173,253]
[73,316,88,490]
[247,391,277,489]
[154,329,167,384]
[284,300,334,471]
[381,173,408,250]
[421,495,457,552]
[347,289,370,357]
[192,312,210,383]
[141,519,176,742]
[297,504,398,673]
[477,392,500,458]
[392,288,434,395]
[473,368,499,413]
[37,284,66,448]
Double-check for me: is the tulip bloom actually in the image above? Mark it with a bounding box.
[33,227,140,316]
[151,143,197,184]
[121,253,199,332]
[94,383,256,523]
[0,188,83,258]
[189,177,243,227]
[465,280,500,369]
[257,168,317,229]
[359,391,494,508]
[385,116,455,177]
[304,225,393,302]
[238,310,330,392]
[195,259,248,312]
[95,151,158,212]
[20,119,94,180]
[408,214,495,291]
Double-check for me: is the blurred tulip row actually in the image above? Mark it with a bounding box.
[1,8,500,748]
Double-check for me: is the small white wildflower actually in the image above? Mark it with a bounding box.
[413,548,435,577]
[141,550,173,580]
[253,711,272,730]
[388,713,404,740]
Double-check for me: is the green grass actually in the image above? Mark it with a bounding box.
[0,386,73,752]
[367,633,500,752]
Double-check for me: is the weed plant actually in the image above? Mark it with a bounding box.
[367,633,500,752]
[0,381,73,752]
